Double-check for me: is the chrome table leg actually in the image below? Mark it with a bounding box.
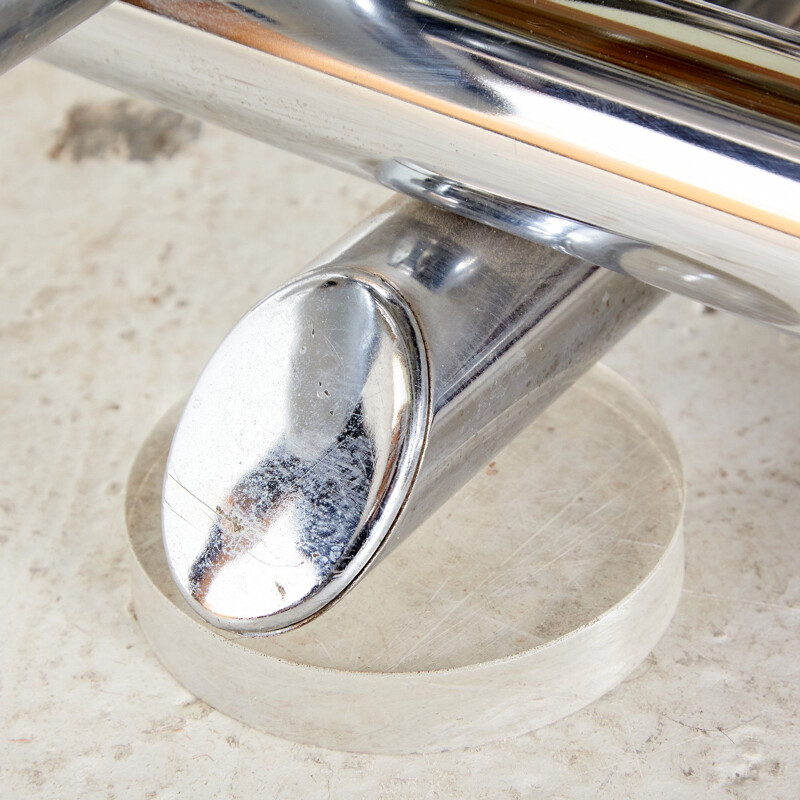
[163,198,664,634]
[0,0,110,75]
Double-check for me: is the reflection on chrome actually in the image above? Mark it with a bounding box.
[0,0,110,74]
[44,0,800,332]
[163,199,663,635]
[379,160,800,327]
[186,282,383,605]
[187,403,377,604]
[163,273,428,633]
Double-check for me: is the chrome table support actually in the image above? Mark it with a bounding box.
[7,2,796,629]
[0,0,110,75]
[163,198,663,634]
[40,0,800,331]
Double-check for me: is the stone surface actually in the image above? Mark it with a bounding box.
[1,61,798,797]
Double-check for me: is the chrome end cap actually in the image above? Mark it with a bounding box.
[162,271,428,634]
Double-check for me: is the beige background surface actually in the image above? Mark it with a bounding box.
[1,61,798,797]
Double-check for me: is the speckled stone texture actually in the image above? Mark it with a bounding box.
[1,61,798,798]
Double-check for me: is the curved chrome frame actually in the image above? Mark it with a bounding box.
[40,0,800,332]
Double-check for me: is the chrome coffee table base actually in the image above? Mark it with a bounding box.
[125,365,684,755]
[160,198,662,635]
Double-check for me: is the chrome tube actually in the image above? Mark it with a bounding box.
[41,1,800,332]
[162,198,663,634]
[714,1,800,29]
[0,0,110,74]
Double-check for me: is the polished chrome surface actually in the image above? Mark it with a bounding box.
[715,1,800,29]
[42,1,800,332]
[0,0,109,75]
[379,160,800,327]
[164,271,428,634]
[163,198,663,635]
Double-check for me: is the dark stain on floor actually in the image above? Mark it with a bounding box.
[50,99,202,162]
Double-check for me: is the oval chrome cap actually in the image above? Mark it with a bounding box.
[162,272,428,634]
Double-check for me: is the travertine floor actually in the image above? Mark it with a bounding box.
[1,62,798,799]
